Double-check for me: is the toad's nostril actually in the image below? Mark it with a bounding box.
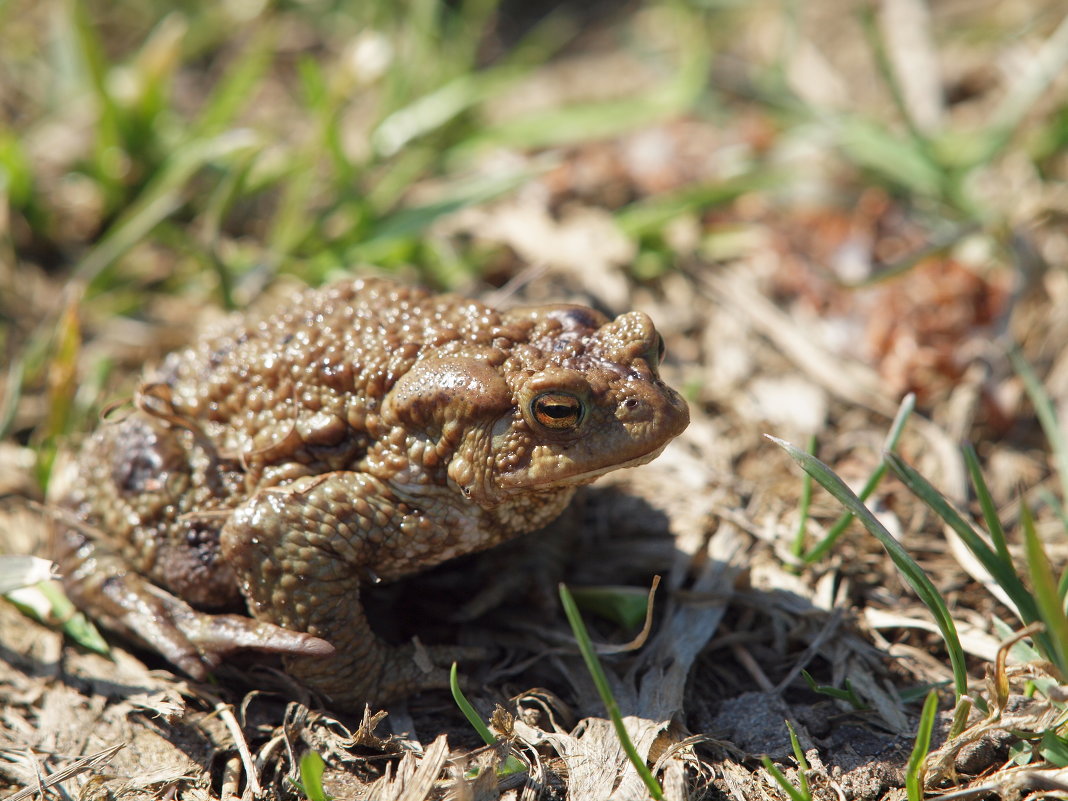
[624,398,639,409]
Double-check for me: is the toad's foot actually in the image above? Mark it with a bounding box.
[53,512,335,679]
[72,570,333,679]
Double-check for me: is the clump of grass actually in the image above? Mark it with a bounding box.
[772,434,969,704]
[52,0,544,294]
[837,6,1068,222]
[774,344,1068,790]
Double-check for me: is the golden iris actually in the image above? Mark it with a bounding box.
[531,392,583,430]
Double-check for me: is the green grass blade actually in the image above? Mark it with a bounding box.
[450,662,496,747]
[559,583,664,801]
[803,463,886,564]
[63,0,122,195]
[803,393,915,564]
[1010,346,1068,515]
[364,146,437,213]
[192,25,277,138]
[761,757,809,801]
[785,720,810,797]
[1039,488,1068,539]
[0,358,23,441]
[885,453,1043,632]
[962,444,1010,563]
[905,689,939,801]
[445,0,501,73]
[1038,730,1068,768]
[949,694,975,739]
[74,191,182,288]
[199,151,258,309]
[373,3,565,162]
[991,618,1043,663]
[771,437,969,697]
[0,131,34,208]
[298,751,329,801]
[790,436,817,563]
[615,173,782,239]
[886,452,1001,569]
[10,581,111,656]
[74,130,260,288]
[450,663,527,776]
[897,682,949,705]
[452,3,707,159]
[800,670,866,709]
[374,73,489,158]
[126,14,185,133]
[1021,501,1068,678]
[857,3,936,162]
[458,95,683,154]
[34,298,80,488]
[568,585,651,630]
[835,115,945,199]
[349,165,546,261]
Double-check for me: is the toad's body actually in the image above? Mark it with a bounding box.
[51,278,688,706]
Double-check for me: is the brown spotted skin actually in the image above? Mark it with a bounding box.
[50,278,689,706]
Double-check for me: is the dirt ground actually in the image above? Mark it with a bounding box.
[3,255,1059,799]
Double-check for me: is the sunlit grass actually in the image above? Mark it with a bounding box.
[774,339,1068,786]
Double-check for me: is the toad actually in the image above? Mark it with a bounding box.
[50,278,689,706]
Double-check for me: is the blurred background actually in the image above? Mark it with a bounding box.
[3,0,1067,459]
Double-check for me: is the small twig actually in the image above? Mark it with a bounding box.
[202,692,263,797]
[220,755,242,801]
[729,641,775,693]
[774,608,845,693]
[214,700,263,797]
[5,743,125,801]
[30,751,45,801]
[482,262,549,307]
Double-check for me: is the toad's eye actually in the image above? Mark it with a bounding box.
[531,392,584,430]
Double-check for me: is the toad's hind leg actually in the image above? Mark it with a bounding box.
[220,471,474,707]
[51,415,334,678]
[52,519,337,677]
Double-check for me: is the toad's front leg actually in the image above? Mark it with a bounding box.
[220,471,470,707]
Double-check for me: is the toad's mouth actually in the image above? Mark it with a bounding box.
[500,440,674,491]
